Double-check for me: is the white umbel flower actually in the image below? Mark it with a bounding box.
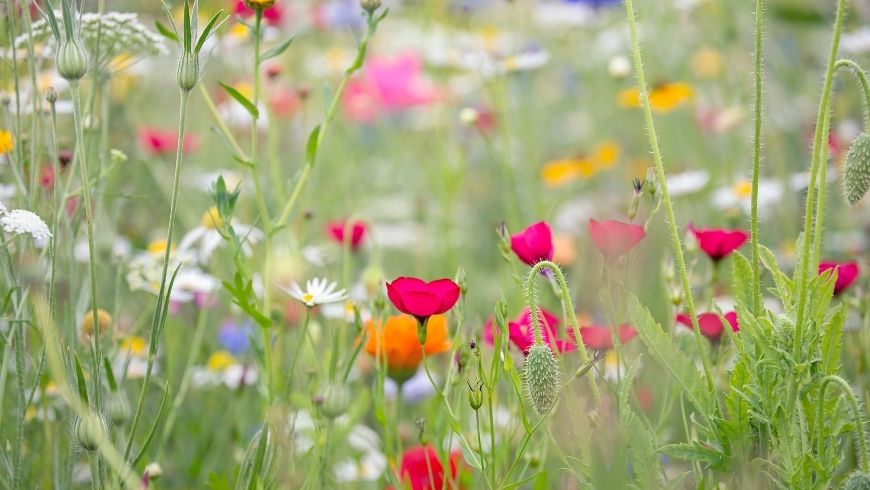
[1,209,51,240]
[279,277,347,307]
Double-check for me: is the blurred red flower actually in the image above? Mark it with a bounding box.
[326,220,367,250]
[394,445,461,490]
[510,221,554,266]
[484,307,576,354]
[676,311,738,342]
[819,261,860,295]
[578,324,637,351]
[233,0,283,25]
[137,127,198,157]
[689,225,748,262]
[588,218,646,260]
[342,52,439,123]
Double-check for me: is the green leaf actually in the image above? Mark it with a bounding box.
[195,10,226,54]
[820,303,845,375]
[627,294,715,416]
[73,353,89,405]
[183,0,192,52]
[305,125,321,167]
[759,245,793,307]
[261,36,294,61]
[617,356,663,487]
[219,82,259,119]
[155,20,178,42]
[458,438,483,470]
[659,442,724,467]
[731,252,754,315]
[103,357,117,392]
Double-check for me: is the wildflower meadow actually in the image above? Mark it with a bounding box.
[3,0,870,487]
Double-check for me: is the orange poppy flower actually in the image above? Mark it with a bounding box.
[618,82,694,113]
[365,314,451,382]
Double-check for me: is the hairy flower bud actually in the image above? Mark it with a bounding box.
[844,471,870,490]
[843,132,870,205]
[56,40,89,81]
[315,382,351,419]
[73,411,108,452]
[523,344,560,415]
[176,52,200,92]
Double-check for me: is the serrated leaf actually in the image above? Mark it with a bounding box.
[760,245,793,307]
[261,36,294,61]
[660,442,724,467]
[618,356,663,487]
[628,294,714,416]
[731,252,754,315]
[820,303,845,375]
[219,82,259,119]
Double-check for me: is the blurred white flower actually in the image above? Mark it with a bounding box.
[279,277,347,307]
[711,178,782,214]
[302,245,328,267]
[178,207,264,264]
[667,170,710,197]
[607,55,631,79]
[1,208,51,240]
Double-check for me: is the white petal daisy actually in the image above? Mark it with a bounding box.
[1,209,51,240]
[279,277,347,307]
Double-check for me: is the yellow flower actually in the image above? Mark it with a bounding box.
[206,351,237,372]
[0,130,14,155]
[618,82,694,113]
[201,206,225,229]
[732,179,752,199]
[691,48,723,79]
[229,23,249,41]
[146,239,175,255]
[541,158,597,186]
[592,140,620,169]
[120,336,147,357]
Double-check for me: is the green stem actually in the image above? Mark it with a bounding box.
[750,0,764,316]
[816,375,869,472]
[526,260,599,402]
[623,0,715,393]
[834,59,870,131]
[794,0,846,360]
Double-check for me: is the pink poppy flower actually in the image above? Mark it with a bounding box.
[819,261,860,295]
[386,277,460,323]
[588,219,646,260]
[138,127,199,157]
[578,324,637,351]
[676,311,738,342]
[689,225,749,262]
[342,52,439,123]
[326,220,367,250]
[510,221,554,266]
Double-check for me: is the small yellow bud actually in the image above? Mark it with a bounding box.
[80,309,112,338]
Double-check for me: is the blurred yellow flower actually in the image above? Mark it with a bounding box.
[146,239,175,255]
[120,336,147,357]
[0,130,14,155]
[593,140,620,169]
[692,48,723,79]
[229,23,249,41]
[541,141,622,186]
[201,206,224,229]
[618,82,694,113]
[207,351,237,372]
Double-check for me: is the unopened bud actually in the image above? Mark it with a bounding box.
[844,471,870,490]
[459,107,479,126]
[73,411,108,452]
[454,267,468,296]
[316,382,351,419]
[144,463,163,481]
[467,379,484,410]
[176,52,200,92]
[608,56,631,79]
[244,0,277,10]
[523,344,560,415]
[56,40,89,81]
[45,87,58,104]
[843,132,870,205]
[360,0,381,13]
[80,308,112,339]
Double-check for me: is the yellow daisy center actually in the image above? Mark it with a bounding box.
[207,351,237,372]
[733,180,752,198]
[302,293,315,304]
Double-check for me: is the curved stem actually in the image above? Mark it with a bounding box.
[794,0,846,360]
[816,375,869,472]
[622,0,715,393]
[834,59,870,127]
[750,0,764,316]
[526,260,599,402]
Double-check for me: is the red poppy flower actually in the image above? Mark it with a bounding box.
[588,219,646,260]
[326,220,367,250]
[137,127,198,157]
[395,445,461,490]
[510,221,554,266]
[676,311,738,342]
[483,307,576,354]
[386,277,461,324]
[578,325,637,351]
[819,261,860,295]
[689,226,749,262]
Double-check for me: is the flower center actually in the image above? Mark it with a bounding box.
[302,293,315,304]
[733,180,752,198]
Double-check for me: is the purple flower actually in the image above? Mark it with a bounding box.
[218,320,253,355]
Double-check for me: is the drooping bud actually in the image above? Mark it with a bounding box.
[73,411,108,452]
[56,40,89,81]
[844,471,870,490]
[843,132,870,205]
[523,344,560,415]
[106,391,131,426]
[144,462,163,481]
[315,382,351,419]
[176,52,200,92]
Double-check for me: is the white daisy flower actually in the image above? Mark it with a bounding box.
[279,277,347,307]
[178,207,264,264]
[1,209,51,240]
[667,169,710,197]
[711,178,783,214]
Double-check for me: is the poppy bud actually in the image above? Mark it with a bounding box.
[56,40,89,81]
[106,391,131,425]
[844,471,870,490]
[843,132,870,205]
[176,52,199,92]
[316,382,351,419]
[73,411,108,452]
[523,344,560,415]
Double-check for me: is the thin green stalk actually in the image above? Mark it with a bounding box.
[526,260,599,401]
[283,309,311,399]
[197,83,249,160]
[70,80,103,410]
[750,0,764,316]
[834,59,870,129]
[123,88,191,461]
[794,0,846,360]
[623,0,715,393]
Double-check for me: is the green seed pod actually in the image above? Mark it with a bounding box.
[843,471,870,490]
[316,382,351,419]
[176,52,200,92]
[844,132,870,206]
[56,40,89,81]
[106,391,131,426]
[523,344,561,415]
[73,411,108,452]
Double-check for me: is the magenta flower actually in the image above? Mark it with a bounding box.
[510,221,554,266]
[819,261,860,295]
[483,308,576,355]
[386,277,460,324]
[588,219,646,260]
[326,220,367,250]
[689,226,749,262]
[342,52,439,123]
[676,311,738,343]
[138,127,198,157]
[578,325,637,351]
